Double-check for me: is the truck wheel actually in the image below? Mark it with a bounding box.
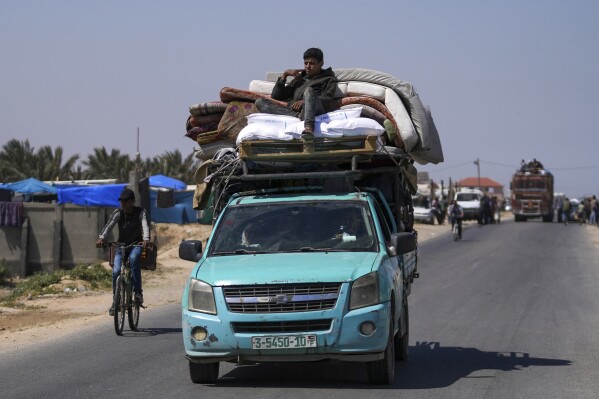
[367,318,395,385]
[189,361,219,384]
[395,298,409,361]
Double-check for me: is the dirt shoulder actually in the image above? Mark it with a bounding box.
[2,217,598,353]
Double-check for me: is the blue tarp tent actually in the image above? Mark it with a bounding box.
[2,178,57,194]
[149,174,186,190]
[57,184,127,207]
[150,190,197,224]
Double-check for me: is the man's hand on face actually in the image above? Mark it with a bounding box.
[281,69,302,81]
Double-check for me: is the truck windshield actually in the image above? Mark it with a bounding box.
[456,193,480,201]
[412,196,431,209]
[209,201,377,255]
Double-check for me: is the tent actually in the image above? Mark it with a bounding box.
[150,190,197,224]
[2,177,58,194]
[57,184,127,207]
[149,174,186,190]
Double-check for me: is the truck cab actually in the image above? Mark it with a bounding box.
[454,189,483,222]
[179,147,418,385]
[511,160,554,222]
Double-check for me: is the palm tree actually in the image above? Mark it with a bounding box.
[82,147,132,181]
[33,145,79,181]
[0,139,78,182]
[0,139,36,182]
[148,150,197,184]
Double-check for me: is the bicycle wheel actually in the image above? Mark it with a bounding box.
[114,275,126,336]
[452,224,459,241]
[114,276,127,335]
[128,285,140,331]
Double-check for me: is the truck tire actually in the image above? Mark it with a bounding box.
[189,361,219,384]
[367,318,395,385]
[395,297,409,361]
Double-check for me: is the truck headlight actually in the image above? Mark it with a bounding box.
[188,279,217,314]
[349,272,379,310]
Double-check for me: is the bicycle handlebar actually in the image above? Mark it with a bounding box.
[97,241,154,249]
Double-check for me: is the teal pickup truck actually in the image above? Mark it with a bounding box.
[179,150,418,385]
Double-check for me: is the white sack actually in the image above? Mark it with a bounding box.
[326,118,385,137]
[236,123,295,145]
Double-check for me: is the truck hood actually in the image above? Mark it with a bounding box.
[194,252,380,286]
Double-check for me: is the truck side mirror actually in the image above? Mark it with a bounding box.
[389,232,417,255]
[179,240,203,262]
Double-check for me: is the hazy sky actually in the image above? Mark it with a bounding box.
[1,1,598,197]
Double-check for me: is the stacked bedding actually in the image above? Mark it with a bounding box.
[185,68,443,165]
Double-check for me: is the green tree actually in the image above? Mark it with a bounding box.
[0,139,35,181]
[0,139,78,182]
[32,145,79,181]
[82,147,132,181]
[142,150,197,184]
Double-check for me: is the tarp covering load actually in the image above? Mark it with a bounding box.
[1,177,58,194]
[149,174,186,190]
[185,68,443,165]
[57,184,127,207]
[150,190,197,224]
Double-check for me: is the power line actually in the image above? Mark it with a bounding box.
[551,165,599,171]
[429,159,599,172]
[422,161,473,172]
[479,160,517,169]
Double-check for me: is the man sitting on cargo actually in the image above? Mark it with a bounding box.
[255,47,338,141]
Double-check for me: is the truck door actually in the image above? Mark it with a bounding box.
[371,200,403,325]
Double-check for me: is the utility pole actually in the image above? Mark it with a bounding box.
[130,127,141,206]
[474,158,481,191]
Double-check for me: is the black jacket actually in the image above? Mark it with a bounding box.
[99,207,150,245]
[271,67,338,111]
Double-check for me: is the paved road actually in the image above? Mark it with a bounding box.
[2,219,598,398]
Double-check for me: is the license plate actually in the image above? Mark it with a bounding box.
[251,334,317,349]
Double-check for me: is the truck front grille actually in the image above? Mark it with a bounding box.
[223,283,341,313]
[232,319,333,333]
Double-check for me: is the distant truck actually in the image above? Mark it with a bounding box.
[511,160,554,222]
[454,189,483,222]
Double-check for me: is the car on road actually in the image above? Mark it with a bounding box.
[412,195,435,224]
[454,189,483,222]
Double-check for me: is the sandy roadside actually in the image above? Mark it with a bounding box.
[1,217,597,353]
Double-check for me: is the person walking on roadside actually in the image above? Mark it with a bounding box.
[562,197,571,225]
[593,196,599,227]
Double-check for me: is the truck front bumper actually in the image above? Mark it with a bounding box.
[182,300,391,363]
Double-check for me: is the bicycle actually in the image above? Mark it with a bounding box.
[106,242,148,335]
[449,217,462,241]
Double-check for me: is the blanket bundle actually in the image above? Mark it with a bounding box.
[0,201,23,227]
[185,68,444,165]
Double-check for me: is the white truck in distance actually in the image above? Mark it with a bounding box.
[454,189,482,222]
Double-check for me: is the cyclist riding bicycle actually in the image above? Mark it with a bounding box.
[447,200,464,240]
[96,188,150,316]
